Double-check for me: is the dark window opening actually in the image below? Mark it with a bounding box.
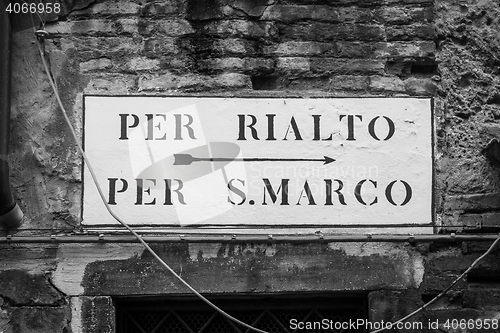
[116,293,368,333]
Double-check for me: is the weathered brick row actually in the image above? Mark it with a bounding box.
[68,1,140,17]
[197,20,278,39]
[375,41,436,57]
[143,37,179,57]
[258,41,435,58]
[384,6,434,25]
[141,2,182,16]
[178,38,258,56]
[263,41,338,56]
[278,23,385,42]
[84,74,137,94]
[138,72,252,91]
[139,19,194,36]
[261,5,383,23]
[369,75,406,92]
[309,58,386,75]
[281,0,385,6]
[61,37,142,62]
[287,75,370,91]
[44,19,141,36]
[197,58,275,75]
[386,24,436,41]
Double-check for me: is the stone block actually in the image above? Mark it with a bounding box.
[142,2,180,16]
[262,5,382,23]
[403,77,437,95]
[329,75,370,91]
[370,75,406,92]
[336,41,376,58]
[375,41,436,57]
[79,58,113,72]
[276,57,310,74]
[444,192,500,211]
[127,57,160,71]
[144,37,178,56]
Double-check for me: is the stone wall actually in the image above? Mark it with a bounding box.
[1,0,500,332]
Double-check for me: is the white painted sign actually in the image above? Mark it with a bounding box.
[83,96,434,233]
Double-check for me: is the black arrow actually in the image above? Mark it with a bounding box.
[173,154,335,166]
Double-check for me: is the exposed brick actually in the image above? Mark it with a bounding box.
[264,41,337,56]
[375,41,436,58]
[127,57,161,71]
[444,192,500,211]
[310,58,385,75]
[69,1,140,16]
[276,57,310,74]
[370,75,406,92]
[141,2,180,16]
[279,23,385,42]
[328,75,370,90]
[287,75,370,92]
[337,41,376,58]
[138,72,251,91]
[232,0,271,17]
[384,6,434,25]
[65,37,142,61]
[141,19,194,36]
[119,18,139,34]
[197,57,275,74]
[199,20,278,38]
[84,74,137,94]
[178,38,257,56]
[261,5,382,23]
[79,58,113,72]
[144,37,178,57]
[386,24,436,41]
[403,77,438,95]
[69,20,115,35]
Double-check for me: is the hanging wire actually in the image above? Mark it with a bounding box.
[28,11,500,333]
[31,22,270,333]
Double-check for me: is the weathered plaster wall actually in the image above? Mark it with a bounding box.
[1,0,500,332]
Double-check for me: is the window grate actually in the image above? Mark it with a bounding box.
[116,294,368,333]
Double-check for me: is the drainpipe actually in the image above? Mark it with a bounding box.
[0,3,23,229]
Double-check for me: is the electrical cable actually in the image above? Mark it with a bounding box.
[370,236,500,333]
[32,27,270,333]
[30,14,500,333]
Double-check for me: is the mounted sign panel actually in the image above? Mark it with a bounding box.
[83,96,433,233]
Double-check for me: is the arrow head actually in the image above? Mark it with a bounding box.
[173,154,194,165]
[323,156,336,165]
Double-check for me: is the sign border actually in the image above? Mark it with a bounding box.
[81,94,435,233]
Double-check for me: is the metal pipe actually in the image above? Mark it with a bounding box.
[0,234,499,244]
[0,1,23,229]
